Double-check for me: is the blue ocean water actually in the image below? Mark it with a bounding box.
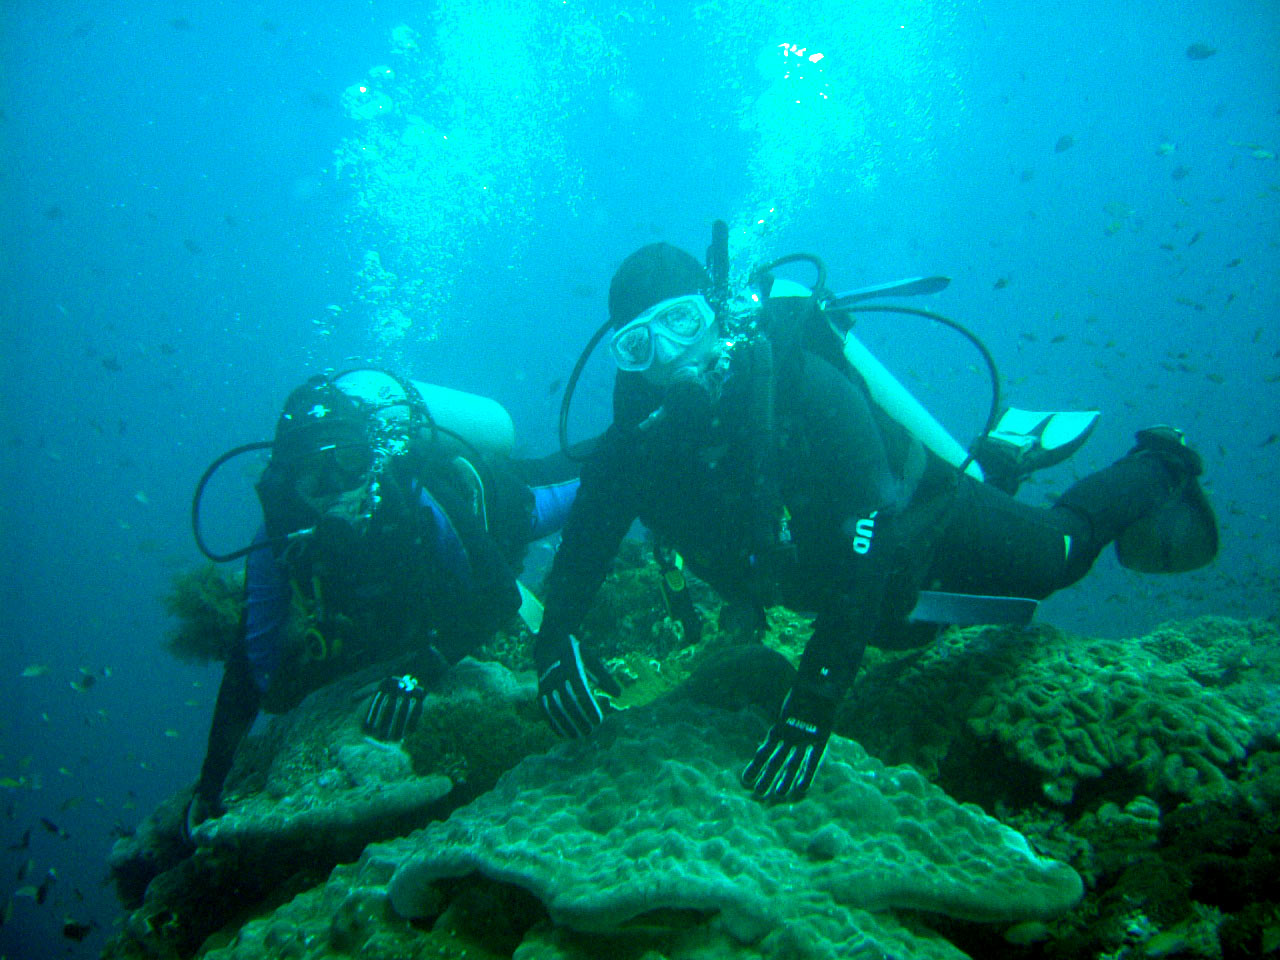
[1,0,1276,955]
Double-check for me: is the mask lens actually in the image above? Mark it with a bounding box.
[295,444,371,500]
[654,300,706,340]
[610,324,653,371]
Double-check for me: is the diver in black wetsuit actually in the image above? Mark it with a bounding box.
[186,370,580,834]
[533,242,1217,802]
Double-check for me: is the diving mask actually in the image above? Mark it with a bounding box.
[610,294,717,375]
[294,442,375,503]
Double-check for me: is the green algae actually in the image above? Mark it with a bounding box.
[162,564,244,662]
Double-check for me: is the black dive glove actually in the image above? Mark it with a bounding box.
[362,674,427,741]
[741,680,839,801]
[535,632,621,738]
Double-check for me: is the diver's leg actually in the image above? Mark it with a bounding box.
[926,427,1215,598]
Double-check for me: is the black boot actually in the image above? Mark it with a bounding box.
[1114,426,1218,573]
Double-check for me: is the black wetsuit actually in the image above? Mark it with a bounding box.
[539,341,1173,688]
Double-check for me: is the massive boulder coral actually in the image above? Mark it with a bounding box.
[391,699,1079,958]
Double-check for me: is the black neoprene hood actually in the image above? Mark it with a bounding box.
[608,243,711,328]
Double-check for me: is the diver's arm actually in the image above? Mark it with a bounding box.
[191,641,260,817]
[537,433,640,641]
[745,353,908,799]
[191,531,285,819]
[533,433,637,737]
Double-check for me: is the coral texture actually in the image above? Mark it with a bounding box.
[387,699,1081,958]
[847,620,1262,805]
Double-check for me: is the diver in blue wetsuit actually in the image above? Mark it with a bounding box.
[533,241,1218,803]
[186,370,579,832]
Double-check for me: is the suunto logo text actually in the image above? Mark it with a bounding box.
[852,510,877,555]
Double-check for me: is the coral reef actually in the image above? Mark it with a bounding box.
[116,539,1280,960]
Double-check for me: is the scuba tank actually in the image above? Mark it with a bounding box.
[761,277,984,480]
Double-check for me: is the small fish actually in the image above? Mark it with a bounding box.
[36,869,56,904]
[70,669,96,693]
[63,918,93,942]
[44,206,64,220]
[21,664,49,678]
[1205,372,1225,384]
[101,356,122,372]
[1187,231,1202,246]
[1260,434,1278,448]
[164,729,180,738]
[1156,142,1176,156]
[547,378,563,395]
[1019,169,1035,183]
[1185,43,1216,60]
[992,277,1009,290]
[169,17,192,30]
[182,238,203,255]
[1050,334,1067,344]
[159,342,177,355]
[1054,134,1075,153]
[39,817,69,839]
[17,857,33,882]
[1226,258,1242,268]
[8,828,31,850]
[1171,165,1190,180]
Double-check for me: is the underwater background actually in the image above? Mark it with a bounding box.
[1,0,1277,957]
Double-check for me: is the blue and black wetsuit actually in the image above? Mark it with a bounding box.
[193,452,578,809]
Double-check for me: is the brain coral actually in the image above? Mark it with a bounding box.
[385,699,1082,959]
[967,635,1254,805]
[847,620,1261,807]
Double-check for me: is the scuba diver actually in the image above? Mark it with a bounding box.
[534,231,1217,802]
[185,370,580,832]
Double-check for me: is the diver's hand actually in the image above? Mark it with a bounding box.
[362,674,427,741]
[741,682,837,801]
[534,633,620,738]
[182,790,223,846]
